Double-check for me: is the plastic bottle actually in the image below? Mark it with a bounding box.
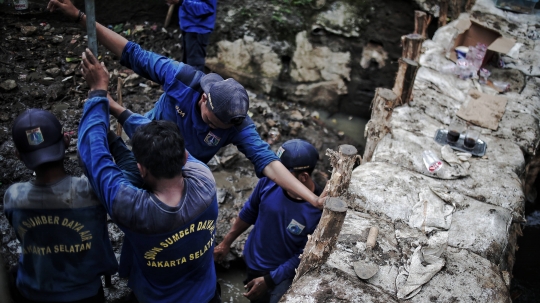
[422,150,443,173]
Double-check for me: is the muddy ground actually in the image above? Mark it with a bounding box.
[0,5,362,299]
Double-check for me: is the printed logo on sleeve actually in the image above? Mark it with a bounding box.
[287,219,305,235]
[26,128,44,145]
[204,132,221,146]
[277,146,285,158]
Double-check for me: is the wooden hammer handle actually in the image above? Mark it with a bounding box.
[366,226,379,249]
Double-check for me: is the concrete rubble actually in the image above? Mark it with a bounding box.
[283,0,539,302]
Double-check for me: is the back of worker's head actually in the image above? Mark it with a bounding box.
[132,120,186,179]
[12,109,66,171]
[277,139,319,176]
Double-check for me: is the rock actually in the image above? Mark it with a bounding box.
[288,110,304,121]
[290,31,351,83]
[64,68,75,76]
[0,80,17,91]
[219,145,241,168]
[216,188,229,204]
[313,1,363,38]
[123,73,142,87]
[288,121,302,136]
[266,118,277,127]
[51,35,64,44]
[21,26,37,36]
[46,67,62,77]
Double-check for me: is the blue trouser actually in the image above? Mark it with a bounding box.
[182,31,211,72]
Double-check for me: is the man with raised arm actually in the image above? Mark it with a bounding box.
[47,0,327,209]
[77,48,221,303]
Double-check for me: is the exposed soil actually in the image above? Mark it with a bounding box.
[0,5,362,301]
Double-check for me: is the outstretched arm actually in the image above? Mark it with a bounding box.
[47,0,128,57]
[213,216,250,261]
[263,161,327,209]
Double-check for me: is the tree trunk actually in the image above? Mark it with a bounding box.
[401,34,425,62]
[414,10,431,38]
[293,197,348,282]
[362,88,398,164]
[325,145,361,197]
[392,58,419,106]
[439,0,448,27]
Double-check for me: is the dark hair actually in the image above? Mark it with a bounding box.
[292,167,315,177]
[229,116,245,126]
[131,120,186,179]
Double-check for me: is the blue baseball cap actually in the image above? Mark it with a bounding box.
[277,139,319,173]
[201,73,249,125]
[12,109,65,170]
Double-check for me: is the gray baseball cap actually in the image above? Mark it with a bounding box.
[201,73,249,125]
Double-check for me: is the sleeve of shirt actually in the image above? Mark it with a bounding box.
[182,0,215,17]
[120,41,183,91]
[231,124,279,178]
[269,251,302,285]
[77,93,133,214]
[120,111,152,139]
[237,179,266,225]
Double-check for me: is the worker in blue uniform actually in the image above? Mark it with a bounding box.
[214,139,324,303]
[4,108,119,303]
[47,0,327,209]
[77,49,220,303]
[165,0,217,71]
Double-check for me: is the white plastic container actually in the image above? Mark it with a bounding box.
[14,0,28,10]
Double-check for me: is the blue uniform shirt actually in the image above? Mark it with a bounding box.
[179,0,217,34]
[4,176,118,302]
[119,41,279,177]
[239,178,323,285]
[78,95,218,303]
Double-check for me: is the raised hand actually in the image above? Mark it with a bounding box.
[81,49,109,92]
[47,0,79,20]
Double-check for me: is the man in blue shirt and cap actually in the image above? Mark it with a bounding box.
[47,0,327,209]
[214,139,324,303]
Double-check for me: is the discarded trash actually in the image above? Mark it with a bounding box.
[66,57,81,62]
[492,80,510,92]
[14,0,28,10]
[478,68,491,85]
[454,46,468,59]
[113,24,124,33]
[422,150,443,173]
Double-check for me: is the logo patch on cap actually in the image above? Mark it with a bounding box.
[26,128,44,146]
[287,219,305,235]
[277,146,285,158]
[204,131,221,146]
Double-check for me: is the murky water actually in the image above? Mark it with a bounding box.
[317,111,368,147]
[216,262,250,303]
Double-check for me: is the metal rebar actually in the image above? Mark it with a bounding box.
[84,0,98,57]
